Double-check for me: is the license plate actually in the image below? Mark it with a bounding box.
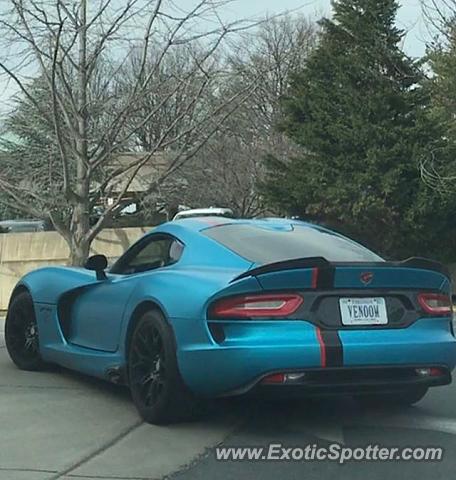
[339,298,388,326]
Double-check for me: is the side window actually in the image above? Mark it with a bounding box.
[112,236,184,275]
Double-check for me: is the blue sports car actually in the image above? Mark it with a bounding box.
[5,217,456,424]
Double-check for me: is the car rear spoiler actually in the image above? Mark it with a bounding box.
[231,256,451,283]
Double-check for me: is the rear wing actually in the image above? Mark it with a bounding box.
[231,256,450,284]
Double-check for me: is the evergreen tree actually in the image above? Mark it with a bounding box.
[423,25,456,188]
[262,0,453,259]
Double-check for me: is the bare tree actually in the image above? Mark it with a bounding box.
[0,0,259,264]
[230,14,318,140]
[421,151,453,193]
[421,0,456,40]
[225,14,318,211]
[146,14,317,217]
[143,132,268,218]
[419,1,456,193]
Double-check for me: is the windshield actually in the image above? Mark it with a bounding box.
[203,223,383,264]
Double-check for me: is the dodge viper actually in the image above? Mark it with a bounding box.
[5,217,456,424]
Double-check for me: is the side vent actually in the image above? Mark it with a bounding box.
[208,323,226,344]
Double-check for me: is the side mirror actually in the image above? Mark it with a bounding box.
[85,254,108,280]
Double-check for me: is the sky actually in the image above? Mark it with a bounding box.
[214,0,428,58]
[0,0,430,115]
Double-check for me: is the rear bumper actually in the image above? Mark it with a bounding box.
[245,365,451,398]
[173,317,456,397]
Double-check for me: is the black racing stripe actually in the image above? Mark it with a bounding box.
[316,266,335,289]
[319,329,343,367]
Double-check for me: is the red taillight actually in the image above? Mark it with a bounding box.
[417,293,452,315]
[261,373,286,384]
[210,293,303,319]
[430,367,445,377]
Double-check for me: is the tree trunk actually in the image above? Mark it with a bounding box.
[68,198,91,266]
[68,236,91,267]
[67,0,91,268]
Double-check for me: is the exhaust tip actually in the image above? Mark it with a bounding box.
[415,367,444,377]
[261,372,307,384]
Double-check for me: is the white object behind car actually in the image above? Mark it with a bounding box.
[173,208,233,221]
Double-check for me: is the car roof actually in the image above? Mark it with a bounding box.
[167,216,317,232]
[145,217,339,269]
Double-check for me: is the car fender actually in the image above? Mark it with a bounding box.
[14,267,99,306]
[116,266,246,357]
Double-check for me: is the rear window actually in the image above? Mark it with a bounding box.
[203,224,383,264]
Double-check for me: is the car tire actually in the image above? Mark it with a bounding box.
[127,310,197,425]
[355,387,428,408]
[5,291,46,371]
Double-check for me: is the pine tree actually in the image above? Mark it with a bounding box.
[262,0,447,258]
[424,25,456,184]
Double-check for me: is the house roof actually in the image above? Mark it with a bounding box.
[100,152,170,194]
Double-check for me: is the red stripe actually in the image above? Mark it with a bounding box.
[311,267,319,289]
[316,328,327,368]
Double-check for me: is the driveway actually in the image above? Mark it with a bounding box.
[2,316,456,479]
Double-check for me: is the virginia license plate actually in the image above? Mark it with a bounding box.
[339,298,388,326]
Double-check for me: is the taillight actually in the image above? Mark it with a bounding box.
[209,293,303,319]
[417,293,452,315]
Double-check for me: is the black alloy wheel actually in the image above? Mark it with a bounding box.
[129,321,167,408]
[128,310,197,424]
[5,291,46,371]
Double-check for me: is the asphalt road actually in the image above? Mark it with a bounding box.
[2,316,456,480]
